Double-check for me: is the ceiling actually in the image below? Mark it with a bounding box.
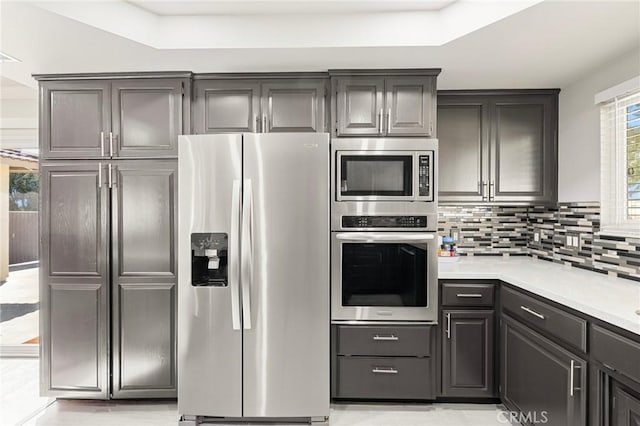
[0,0,638,93]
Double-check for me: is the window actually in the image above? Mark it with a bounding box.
[601,90,640,236]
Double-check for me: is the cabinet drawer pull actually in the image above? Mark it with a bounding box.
[372,335,398,341]
[456,293,483,298]
[372,367,398,374]
[520,305,545,320]
[100,131,105,157]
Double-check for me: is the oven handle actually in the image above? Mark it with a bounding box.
[335,232,435,242]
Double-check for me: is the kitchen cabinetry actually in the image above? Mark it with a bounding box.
[40,160,178,399]
[193,76,327,133]
[331,70,440,137]
[331,325,435,400]
[39,75,190,159]
[440,282,496,398]
[437,90,558,204]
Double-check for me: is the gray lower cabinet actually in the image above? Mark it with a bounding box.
[40,160,177,399]
[437,91,558,205]
[501,314,587,426]
[193,78,327,133]
[611,383,640,426]
[442,310,495,398]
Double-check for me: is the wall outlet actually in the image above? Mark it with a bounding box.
[534,232,540,242]
[566,235,572,247]
[450,227,459,242]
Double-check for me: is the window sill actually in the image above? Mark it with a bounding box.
[596,228,640,239]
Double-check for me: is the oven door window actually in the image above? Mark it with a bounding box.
[340,155,412,197]
[341,242,427,307]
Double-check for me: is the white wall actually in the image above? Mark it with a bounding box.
[558,48,640,202]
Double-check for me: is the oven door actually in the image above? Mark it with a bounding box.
[331,232,438,323]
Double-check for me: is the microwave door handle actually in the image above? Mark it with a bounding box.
[335,232,435,242]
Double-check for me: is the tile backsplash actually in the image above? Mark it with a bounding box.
[438,202,640,282]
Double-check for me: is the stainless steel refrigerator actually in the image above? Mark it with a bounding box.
[177,133,330,423]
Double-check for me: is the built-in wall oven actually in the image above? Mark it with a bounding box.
[331,138,439,323]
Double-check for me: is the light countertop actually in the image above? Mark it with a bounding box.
[438,256,640,336]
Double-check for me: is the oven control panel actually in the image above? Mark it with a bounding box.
[342,215,428,228]
[418,154,431,197]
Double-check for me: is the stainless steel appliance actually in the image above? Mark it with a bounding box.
[331,138,438,323]
[178,133,329,424]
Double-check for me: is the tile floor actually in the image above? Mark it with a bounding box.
[1,357,519,426]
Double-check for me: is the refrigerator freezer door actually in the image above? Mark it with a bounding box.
[242,133,330,418]
[178,134,243,417]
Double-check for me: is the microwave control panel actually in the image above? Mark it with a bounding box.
[418,154,431,197]
[342,215,428,228]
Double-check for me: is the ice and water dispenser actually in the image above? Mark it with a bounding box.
[191,233,229,286]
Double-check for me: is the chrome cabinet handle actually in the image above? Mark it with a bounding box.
[489,181,495,200]
[457,293,483,298]
[521,305,545,320]
[256,116,261,133]
[108,164,112,189]
[241,178,253,330]
[378,109,383,134]
[372,367,398,374]
[446,312,451,339]
[569,360,582,397]
[230,179,242,330]
[373,335,398,341]
[481,181,488,201]
[100,131,105,157]
[387,108,391,133]
[109,132,114,157]
[98,162,102,188]
[262,115,267,133]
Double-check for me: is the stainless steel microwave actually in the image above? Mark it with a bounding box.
[332,138,437,203]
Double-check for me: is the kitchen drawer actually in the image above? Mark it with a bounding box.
[501,286,586,352]
[442,283,495,307]
[335,356,433,400]
[335,325,431,357]
[591,325,640,384]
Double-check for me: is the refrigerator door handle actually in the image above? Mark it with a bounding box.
[230,179,242,330]
[241,178,253,330]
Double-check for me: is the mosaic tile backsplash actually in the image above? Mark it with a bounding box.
[438,202,640,282]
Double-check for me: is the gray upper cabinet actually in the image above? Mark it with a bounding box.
[111,160,177,398]
[40,162,109,399]
[112,79,183,158]
[194,80,260,133]
[40,81,111,159]
[332,71,439,137]
[437,90,558,205]
[335,77,384,136]
[37,74,190,160]
[193,77,327,134]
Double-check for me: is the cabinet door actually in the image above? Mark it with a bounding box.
[112,79,184,158]
[194,80,260,133]
[490,95,557,203]
[612,383,640,426]
[442,310,495,398]
[40,81,111,159]
[111,160,177,398]
[40,162,109,398]
[501,315,586,426]
[385,77,435,136]
[437,97,490,202]
[261,79,326,132]
[335,77,384,136]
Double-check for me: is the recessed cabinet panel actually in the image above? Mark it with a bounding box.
[48,172,101,275]
[336,77,384,136]
[41,81,110,159]
[118,284,175,390]
[113,79,183,157]
[262,80,325,132]
[437,100,488,201]
[611,383,640,426]
[195,80,260,133]
[386,77,434,136]
[49,284,102,390]
[117,166,175,276]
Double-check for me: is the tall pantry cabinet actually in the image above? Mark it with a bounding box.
[36,73,190,399]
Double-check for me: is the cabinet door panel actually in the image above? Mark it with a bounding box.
[111,160,178,398]
[262,80,326,132]
[386,77,434,136]
[194,80,260,133]
[612,383,640,426]
[442,310,495,398]
[112,79,183,158]
[336,77,384,136]
[501,315,586,426]
[491,96,556,203]
[41,81,110,159]
[437,98,489,202]
[40,163,109,398]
